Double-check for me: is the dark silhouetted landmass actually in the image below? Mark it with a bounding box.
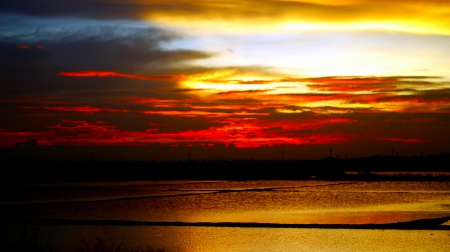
[1,151,449,184]
[2,216,450,230]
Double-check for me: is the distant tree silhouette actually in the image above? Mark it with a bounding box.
[25,139,38,149]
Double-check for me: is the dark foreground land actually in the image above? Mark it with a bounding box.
[2,154,450,184]
[4,216,450,230]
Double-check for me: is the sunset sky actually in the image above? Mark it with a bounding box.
[1,0,450,160]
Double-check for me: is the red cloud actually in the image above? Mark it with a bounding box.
[305,77,398,92]
[129,97,193,107]
[375,96,450,104]
[378,138,429,143]
[143,110,269,118]
[59,71,185,81]
[307,84,397,92]
[21,106,129,113]
[0,116,358,148]
[15,45,44,49]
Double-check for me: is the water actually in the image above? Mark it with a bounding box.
[1,180,450,251]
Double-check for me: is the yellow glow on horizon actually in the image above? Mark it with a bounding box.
[181,70,282,93]
[149,18,450,35]
[281,22,443,35]
[301,100,372,109]
[183,81,310,93]
[182,72,313,94]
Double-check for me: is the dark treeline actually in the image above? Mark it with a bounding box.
[2,154,450,184]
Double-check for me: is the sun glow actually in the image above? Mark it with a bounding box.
[184,81,311,93]
[281,22,445,35]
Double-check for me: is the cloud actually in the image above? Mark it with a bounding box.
[179,74,450,114]
[21,106,129,114]
[217,90,273,95]
[143,110,269,118]
[0,116,358,148]
[4,0,449,34]
[378,138,431,143]
[59,71,185,81]
[1,0,147,20]
[305,77,397,92]
[374,88,450,104]
[14,25,210,72]
[0,25,213,96]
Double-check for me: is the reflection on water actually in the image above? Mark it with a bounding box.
[4,181,449,224]
[1,180,450,251]
[2,225,449,252]
[345,171,450,177]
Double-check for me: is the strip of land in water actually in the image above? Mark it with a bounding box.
[3,216,450,230]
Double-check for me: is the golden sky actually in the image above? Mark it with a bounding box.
[141,0,450,35]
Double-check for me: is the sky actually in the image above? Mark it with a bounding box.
[1,0,450,160]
